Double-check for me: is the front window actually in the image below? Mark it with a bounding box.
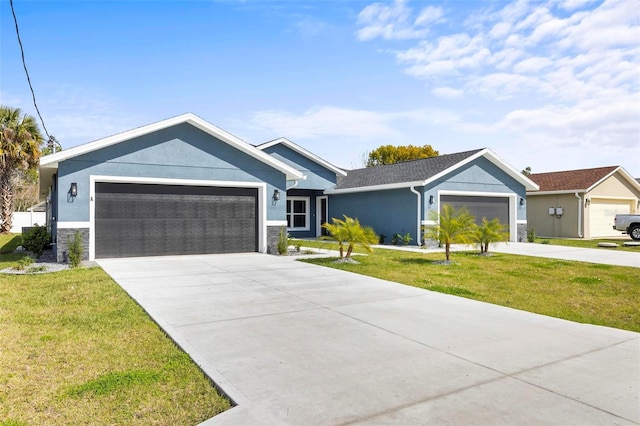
[287,197,309,231]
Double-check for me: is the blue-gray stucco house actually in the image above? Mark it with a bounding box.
[38,113,538,262]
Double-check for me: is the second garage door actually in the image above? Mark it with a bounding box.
[95,183,258,258]
[441,195,510,231]
[589,198,631,238]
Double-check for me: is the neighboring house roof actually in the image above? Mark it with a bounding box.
[39,113,304,181]
[527,166,640,194]
[256,137,347,177]
[326,148,539,193]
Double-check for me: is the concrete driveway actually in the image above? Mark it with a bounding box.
[98,253,639,426]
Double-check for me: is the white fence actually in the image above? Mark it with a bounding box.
[5,212,46,233]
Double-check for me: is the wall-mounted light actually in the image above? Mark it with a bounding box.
[70,182,78,197]
[272,189,280,202]
[428,195,434,205]
[585,198,591,207]
[519,197,525,206]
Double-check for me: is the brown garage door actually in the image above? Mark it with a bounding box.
[95,182,258,258]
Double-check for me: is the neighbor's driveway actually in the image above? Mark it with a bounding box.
[98,253,639,425]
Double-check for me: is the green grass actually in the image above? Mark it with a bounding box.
[533,237,639,252]
[0,260,230,425]
[298,240,640,332]
[0,233,22,254]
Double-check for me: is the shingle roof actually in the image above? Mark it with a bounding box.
[528,166,618,192]
[334,149,484,190]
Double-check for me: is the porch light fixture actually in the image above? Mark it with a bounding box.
[520,197,525,206]
[429,195,434,205]
[70,182,78,197]
[272,189,280,202]
[585,198,591,207]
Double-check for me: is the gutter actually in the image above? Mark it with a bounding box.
[575,192,583,238]
[410,186,422,246]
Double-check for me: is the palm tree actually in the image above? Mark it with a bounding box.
[0,106,43,233]
[475,217,508,254]
[322,215,378,259]
[423,204,476,262]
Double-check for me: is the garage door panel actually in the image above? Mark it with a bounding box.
[441,195,510,231]
[95,183,258,258]
[589,199,631,238]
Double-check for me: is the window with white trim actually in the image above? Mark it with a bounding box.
[287,197,309,231]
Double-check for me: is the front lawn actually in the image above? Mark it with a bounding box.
[533,237,639,252]
[299,241,640,332]
[0,247,230,425]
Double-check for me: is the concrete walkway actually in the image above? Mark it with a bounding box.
[98,253,639,426]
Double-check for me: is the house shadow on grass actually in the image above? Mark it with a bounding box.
[398,257,458,266]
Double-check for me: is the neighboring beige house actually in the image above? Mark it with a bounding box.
[527,166,640,239]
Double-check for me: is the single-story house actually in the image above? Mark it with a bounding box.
[526,166,640,239]
[38,113,307,261]
[325,149,539,245]
[38,113,537,262]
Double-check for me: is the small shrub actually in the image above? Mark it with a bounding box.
[391,233,401,245]
[527,227,536,243]
[401,233,412,246]
[22,225,49,258]
[67,231,84,268]
[26,265,47,274]
[13,256,34,271]
[277,226,288,255]
[378,234,386,245]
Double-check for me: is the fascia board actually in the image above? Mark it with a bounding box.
[480,149,540,191]
[257,137,347,177]
[586,166,640,193]
[526,190,586,195]
[324,181,424,195]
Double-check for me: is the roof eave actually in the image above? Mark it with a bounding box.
[324,181,425,195]
[257,137,347,177]
[38,113,304,181]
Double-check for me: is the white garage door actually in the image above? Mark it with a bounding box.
[589,199,632,238]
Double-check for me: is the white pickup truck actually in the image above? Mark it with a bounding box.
[613,214,640,240]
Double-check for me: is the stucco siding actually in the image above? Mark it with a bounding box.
[589,173,640,200]
[424,157,528,221]
[527,193,581,238]
[56,123,287,222]
[262,144,337,190]
[329,188,419,243]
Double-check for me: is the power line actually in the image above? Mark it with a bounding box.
[9,0,52,142]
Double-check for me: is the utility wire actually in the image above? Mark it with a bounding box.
[9,0,52,142]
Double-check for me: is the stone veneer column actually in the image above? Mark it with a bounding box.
[55,228,90,263]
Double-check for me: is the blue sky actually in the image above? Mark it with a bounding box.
[1,0,638,175]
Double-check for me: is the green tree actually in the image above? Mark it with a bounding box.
[423,205,476,263]
[366,144,439,167]
[475,217,509,254]
[0,106,44,233]
[322,215,378,259]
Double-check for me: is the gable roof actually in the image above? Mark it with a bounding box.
[39,113,304,181]
[527,166,640,194]
[256,137,347,177]
[326,148,539,193]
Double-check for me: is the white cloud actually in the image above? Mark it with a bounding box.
[432,87,464,99]
[249,106,399,139]
[354,0,639,173]
[356,0,443,41]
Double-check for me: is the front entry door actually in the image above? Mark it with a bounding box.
[316,196,328,237]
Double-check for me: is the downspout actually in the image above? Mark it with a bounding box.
[286,180,299,190]
[575,192,583,238]
[410,186,422,246]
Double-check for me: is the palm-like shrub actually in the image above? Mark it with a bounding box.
[423,205,476,262]
[322,215,378,259]
[475,217,508,254]
[0,106,43,234]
